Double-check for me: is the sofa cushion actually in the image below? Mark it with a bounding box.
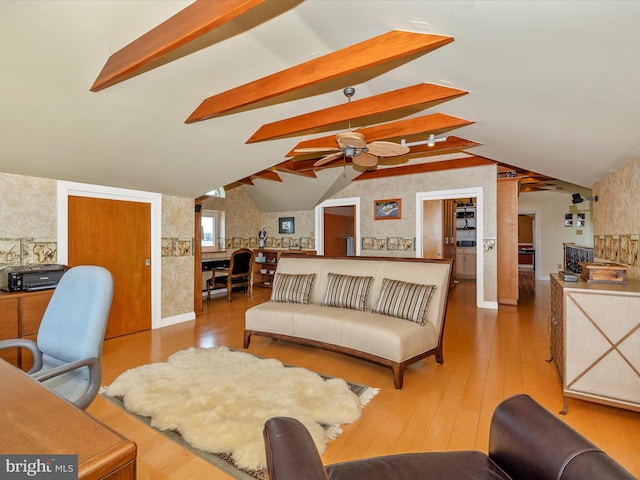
[270,273,316,304]
[321,273,373,311]
[372,278,436,326]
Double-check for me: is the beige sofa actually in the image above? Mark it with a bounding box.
[244,255,453,389]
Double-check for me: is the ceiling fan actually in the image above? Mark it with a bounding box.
[294,87,410,167]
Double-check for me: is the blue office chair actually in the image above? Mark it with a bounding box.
[0,265,113,409]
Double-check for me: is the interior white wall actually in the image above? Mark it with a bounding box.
[519,190,594,280]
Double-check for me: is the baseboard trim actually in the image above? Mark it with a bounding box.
[156,311,195,329]
[479,300,498,310]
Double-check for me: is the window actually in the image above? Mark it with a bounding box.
[201,209,224,252]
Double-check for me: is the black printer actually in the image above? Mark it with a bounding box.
[0,264,69,292]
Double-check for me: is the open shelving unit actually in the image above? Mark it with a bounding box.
[252,249,317,288]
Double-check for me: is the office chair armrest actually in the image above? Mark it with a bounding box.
[0,338,43,373]
[32,357,102,409]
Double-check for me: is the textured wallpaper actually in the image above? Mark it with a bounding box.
[212,164,498,304]
[592,157,640,279]
[161,195,194,318]
[0,171,195,321]
[0,172,58,266]
[331,164,498,302]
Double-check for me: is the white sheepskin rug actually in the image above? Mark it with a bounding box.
[105,346,376,471]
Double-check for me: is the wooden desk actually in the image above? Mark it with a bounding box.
[0,360,136,479]
[201,258,230,290]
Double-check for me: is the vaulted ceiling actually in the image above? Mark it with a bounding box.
[1,1,639,211]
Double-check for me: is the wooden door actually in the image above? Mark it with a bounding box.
[422,200,444,258]
[68,196,151,338]
[323,206,355,257]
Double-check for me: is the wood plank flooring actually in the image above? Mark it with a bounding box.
[87,279,640,479]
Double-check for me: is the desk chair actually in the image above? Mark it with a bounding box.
[207,248,254,303]
[0,265,113,409]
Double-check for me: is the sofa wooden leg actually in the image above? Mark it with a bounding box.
[243,332,251,348]
[392,364,405,389]
[436,350,444,364]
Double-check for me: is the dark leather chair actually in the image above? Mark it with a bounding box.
[207,248,254,303]
[263,394,635,480]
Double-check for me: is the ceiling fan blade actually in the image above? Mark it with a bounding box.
[366,141,410,157]
[314,152,344,167]
[352,152,378,167]
[293,147,340,154]
[336,131,366,149]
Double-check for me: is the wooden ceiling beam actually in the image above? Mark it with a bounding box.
[252,170,282,182]
[246,83,467,143]
[91,0,266,92]
[186,30,453,122]
[404,136,480,156]
[285,113,473,156]
[272,161,319,178]
[354,156,495,181]
[236,177,255,186]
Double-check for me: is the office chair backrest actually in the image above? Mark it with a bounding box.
[37,265,114,364]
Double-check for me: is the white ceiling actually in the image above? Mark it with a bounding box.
[1,1,639,211]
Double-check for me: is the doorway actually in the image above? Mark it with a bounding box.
[323,206,356,256]
[315,197,361,256]
[518,208,540,296]
[416,187,491,309]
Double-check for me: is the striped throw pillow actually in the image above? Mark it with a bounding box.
[270,273,316,304]
[321,273,374,311]
[372,278,437,326]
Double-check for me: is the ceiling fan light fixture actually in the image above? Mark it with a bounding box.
[302,87,411,168]
[344,146,357,158]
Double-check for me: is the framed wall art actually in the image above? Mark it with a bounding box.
[278,217,295,234]
[374,198,401,220]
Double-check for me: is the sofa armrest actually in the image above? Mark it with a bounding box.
[488,394,634,480]
[264,417,329,480]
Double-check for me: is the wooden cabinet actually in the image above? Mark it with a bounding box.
[0,298,18,365]
[549,274,640,413]
[422,200,456,261]
[0,289,53,369]
[0,359,137,479]
[456,247,476,280]
[252,249,316,288]
[497,178,520,305]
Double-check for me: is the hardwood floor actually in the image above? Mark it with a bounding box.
[87,279,640,479]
